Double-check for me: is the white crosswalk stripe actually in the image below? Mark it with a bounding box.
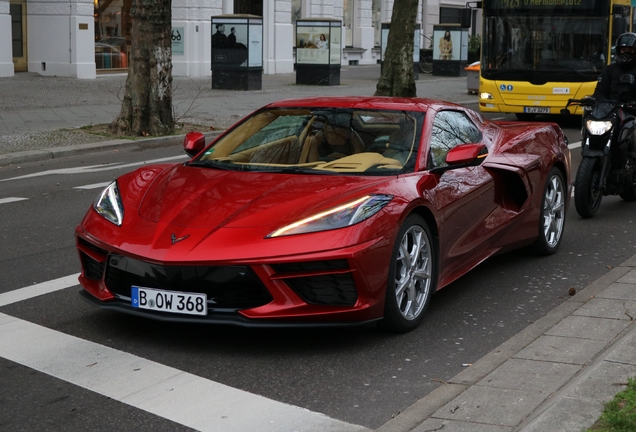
[0,197,28,204]
[0,277,369,432]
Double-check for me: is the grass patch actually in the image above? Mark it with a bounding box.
[588,377,636,431]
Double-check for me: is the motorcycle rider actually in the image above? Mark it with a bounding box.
[592,33,636,155]
[593,32,636,101]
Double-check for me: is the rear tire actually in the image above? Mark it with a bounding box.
[532,167,566,255]
[575,157,603,218]
[382,215,436,333]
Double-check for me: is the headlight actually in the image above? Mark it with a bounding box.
[586,120,613,135]
[94,181,124,226]
[479,92,493,100]
[267,194,393,238]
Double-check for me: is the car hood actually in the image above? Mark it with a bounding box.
[136,164,389,229]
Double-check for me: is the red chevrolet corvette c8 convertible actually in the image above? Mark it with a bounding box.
[75,96,571,332]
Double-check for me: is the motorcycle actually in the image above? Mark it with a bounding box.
[562,96,636,218]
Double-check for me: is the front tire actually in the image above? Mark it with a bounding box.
[532,167,566,255]
[575,157,603,218]
[382,215,436,332]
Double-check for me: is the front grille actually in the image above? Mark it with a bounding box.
[285,273,357,306]
[77,237,108,280]
[271,259,349,273]
[272,260,357,306]
[104,255,272,310]
[80,252,106,280]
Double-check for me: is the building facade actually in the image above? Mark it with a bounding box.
[1,0,478,78]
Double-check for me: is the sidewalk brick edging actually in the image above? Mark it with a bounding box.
[375,258,636,432]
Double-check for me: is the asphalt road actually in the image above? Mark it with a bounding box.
[1,117,635,430]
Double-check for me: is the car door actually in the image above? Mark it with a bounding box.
[425,109,500,288]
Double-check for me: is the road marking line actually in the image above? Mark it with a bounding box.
[0,197,28,204]
[74,182,112,190]
[1,155,187,182]
[0,274,80,307]
[0,313,365,432]
[568,141,581,149]
[0,276,368,431]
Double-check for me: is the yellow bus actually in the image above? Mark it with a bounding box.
[478,0,634,119]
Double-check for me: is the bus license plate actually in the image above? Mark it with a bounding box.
[524,107,550,114]
[131,286,207,316]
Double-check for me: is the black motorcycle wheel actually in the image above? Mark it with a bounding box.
[619,158,636,201]
[575,157,603,218]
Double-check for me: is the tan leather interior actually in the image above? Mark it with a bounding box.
[299,124,367,163]
[248,136,300,164]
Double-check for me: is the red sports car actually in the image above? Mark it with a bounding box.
[75,97,571,332]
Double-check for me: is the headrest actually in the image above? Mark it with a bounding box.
[324,125,349,146]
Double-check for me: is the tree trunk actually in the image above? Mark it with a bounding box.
[111,0,174,136]
[374,0,419,97]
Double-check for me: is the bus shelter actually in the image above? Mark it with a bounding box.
[211,15,263,90]
[295,19,342,86]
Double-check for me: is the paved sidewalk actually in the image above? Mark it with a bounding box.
[1,67,635,432]
[0,65,476,166]
[378,254,636,432]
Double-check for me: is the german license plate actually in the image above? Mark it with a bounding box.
[131,286,207,316]
[524,107,550,114]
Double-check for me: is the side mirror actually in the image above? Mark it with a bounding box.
[445,143,488,166]
[183,131,205,157]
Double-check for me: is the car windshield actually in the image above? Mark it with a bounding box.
[193,107,425,175]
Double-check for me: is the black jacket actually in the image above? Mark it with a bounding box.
[593,62,636,101]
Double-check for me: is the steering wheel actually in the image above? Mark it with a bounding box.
[367,141,404,153]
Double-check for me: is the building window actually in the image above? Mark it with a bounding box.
[292,0,302,45]
[234,0,262,15]
[344,0,354,47]
[94,0,131,70]
[439,7,461,25]
[373,0,381,47]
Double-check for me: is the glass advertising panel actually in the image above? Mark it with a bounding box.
[433,28,460,60]
[212,21,248,67]
[212,17,262,69]
[330,25,342,64]
[249,25,263,67]
[297,23,331,64]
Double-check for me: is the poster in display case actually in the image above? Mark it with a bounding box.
[295,19,342,85]
[432,25,469,77]
[211,15,263,90]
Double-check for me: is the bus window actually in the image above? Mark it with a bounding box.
[478,0,632,117]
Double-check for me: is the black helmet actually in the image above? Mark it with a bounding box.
[615,33,636,67]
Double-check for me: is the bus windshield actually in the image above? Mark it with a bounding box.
[482,16,608,83]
